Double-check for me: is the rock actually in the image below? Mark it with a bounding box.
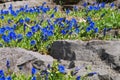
[50,40,120,72]
[0,47,54,74]
[60,60,120,80]
[50,40,99,61]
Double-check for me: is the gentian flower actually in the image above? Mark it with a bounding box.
[110,2,114,8]
[2,35,11,43]
[66,9,70,15]
[58,64,65,73]
[54,6,58,13]
[19,18,24,24]
[50,13,54,18]
[94,27,99,33]
[26,31,33,38]
[31,67,37,75]
[30,40,36,46]
[8,4,13,10]
[31,26,38,33]
[103,28,107,36]
[47,30,54,36]
[17,34,23,42]
[76,76,81,80]
[6,60,10,69]
[75,28,80,34]
[83,2,87,7]
[0,27,5,35]
[73,6,78,11]
[99,2,106,8]
[25,17,30,22]
[86,27,91,32]
[6,76,12,80]
[0,70,4,77]
[32,76,36,80]
[7,19,12,24]
[42,2,47,6]
[88,6,93,11]
[86,72,97,77]
[8,31,17,40]
[0,16,4,20]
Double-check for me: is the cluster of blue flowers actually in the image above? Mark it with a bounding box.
[0,1,115,48]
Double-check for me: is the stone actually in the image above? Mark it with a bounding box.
[50,40,120,72]
[0,47,54,74]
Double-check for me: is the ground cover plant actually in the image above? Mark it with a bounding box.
[0,2,120,53]
[1,60,97,80]
[0,1,120,80]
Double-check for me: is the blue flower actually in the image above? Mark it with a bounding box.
[2,35,11,43]
[76,76,81,80]
[17,34,23,42]
[31,67,37,75]
[6,76,12,80]
[31,26,38,33]
[83,2,87,7]
[0,16,4,20]
[42,2,46,6]
[0,27,5,35]
[110,2,114,8]
[25,17,30,22]
[73,6,78,11]
[58,65,65,73]
[31,76,36,80]
[19,18,24,24]
[0,70,4,77]
[54,6,58,12]
[86,27,91,32]
[87,72,97,77]
[30,40,36,46]
[94,27,99,33]
[8,31,17,40]
[50,13,54,18]
[75,28,80,34]
[47,31,54,36]
[7,19,12,24]
[99,2,106,8]
[66,9,70,15]
[8,4,13,10]
[26,31,33,38]
[6,60,10,69]
[88,6,93,11]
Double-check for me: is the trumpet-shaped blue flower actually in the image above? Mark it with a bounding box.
[0,70,4,77]
[0,27,5,35]
[26,31,33,38]
[83,2,87,7]
[32,76,36,80]
[8,31,16,40]
[58,64,65,73]
[25,17,30,22]
[76,76,81,80]
[94,27,99,33]
[0,16,4,20]
[87,72,97,77]
[6,76,12,80]
[66,9,70,15]
[2,35,11,43]
[30,40,36,46]
[86,27,91,32]
[31,67,37,75]
[17,34,23,42]
[6,60,10,69]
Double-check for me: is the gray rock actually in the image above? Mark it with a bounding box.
[0,47,54,74]
[50,40,120,72]
[50,40,99,61]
